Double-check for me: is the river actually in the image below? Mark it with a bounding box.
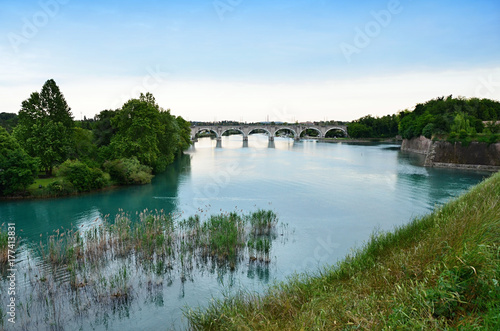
[0,134,490,330]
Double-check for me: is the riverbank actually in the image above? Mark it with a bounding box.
[401,136,500,172]
[318,137,401,143]
[185,171,500,330]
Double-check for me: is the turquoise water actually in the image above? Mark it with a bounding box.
[0,135,490,330]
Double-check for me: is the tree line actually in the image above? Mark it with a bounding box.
[347,96,500,140]
[0,79,191,197]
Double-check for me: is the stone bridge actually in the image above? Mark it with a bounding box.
[191,124,348,142]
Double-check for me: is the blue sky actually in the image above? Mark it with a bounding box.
[1,0,499,122]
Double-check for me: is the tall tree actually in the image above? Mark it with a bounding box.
[14,79,74,176]
[0,127,38,196]
[109,93,191,173]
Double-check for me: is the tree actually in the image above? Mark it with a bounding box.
[110,94,162,168]
[0,112,18,132]
[0,127,38,196]
[93,109,117,147]
[109,93,191,173]
[348,122,372,138]
[70,127,97,165]
[14,79,74,176]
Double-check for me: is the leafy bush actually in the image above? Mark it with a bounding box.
[57,159,109,192]
[47,180,75,195]
[422,123,434,139]
[459,129,468,139]
[103,157,153,185]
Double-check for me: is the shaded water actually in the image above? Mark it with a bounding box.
[0,134,490,330]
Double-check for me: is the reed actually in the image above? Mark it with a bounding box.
[0,228,8,264]
[0,208,283,330]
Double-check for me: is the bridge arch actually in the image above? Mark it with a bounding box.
[275,127,298,139]
[324,127,348,137]
[221,127,246,138]
[298,127,322,138]
[248,127,272,137]
[194,128,219,139]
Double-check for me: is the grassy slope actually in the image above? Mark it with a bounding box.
[186,172,500,330]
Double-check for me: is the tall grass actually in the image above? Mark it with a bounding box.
[0,228,9,264]
[185,172,500,330]
[0,208,282,330]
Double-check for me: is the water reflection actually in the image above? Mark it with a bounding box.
[396,150,490,212]
[0,154,191,242]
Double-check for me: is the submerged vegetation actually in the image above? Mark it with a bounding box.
[0,209,285,330]
[185,172,500,330]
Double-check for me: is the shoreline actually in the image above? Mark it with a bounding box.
[0,184,127,201]
[185,171,500,329]
[401,136,500,172]
[316,137,401,143]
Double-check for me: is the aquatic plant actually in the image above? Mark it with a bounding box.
[0,228,9,264]
[248,209,278,236]
[0,208,282,330]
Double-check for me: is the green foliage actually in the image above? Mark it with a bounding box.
[57,159,109,192]
[109,93,191,173]
[451,112,475,136]
[93,109,117,147]
[422,123,435,138]
[202,212,245,261]
[348,114,399,138]
[347,122,372,138]
[8,86,190,196]
[14,79,74,175]
[69,127,97,164]
[46,180,75,195]
[398,96,500,139]
[248,209,278,236]
[484,121,500,134]
[0,112,18,132]
[103,157,153,185]
[0,126,38,196]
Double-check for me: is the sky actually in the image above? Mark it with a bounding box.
[1,0,499,122]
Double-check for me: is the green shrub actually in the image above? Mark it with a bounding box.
[57,159,109,192]
[47,180,75,195]
[422,123,435,139]
[103,157,153,185]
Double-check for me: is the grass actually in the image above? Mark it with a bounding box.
[0,229,8,264]
[184,172,500,330]
[0,208,283,330]
[27,177,59,191]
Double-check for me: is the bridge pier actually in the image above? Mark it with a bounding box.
[216,137,222,148]
[190,124,349,146]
